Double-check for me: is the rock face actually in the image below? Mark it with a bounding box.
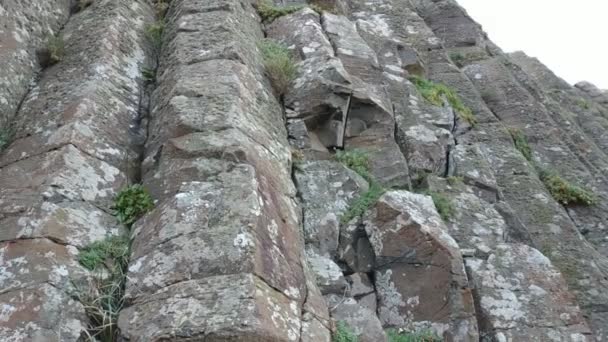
[0,0,607,341]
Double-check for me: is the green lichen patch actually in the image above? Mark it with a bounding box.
[409,76,477,126]
[47,34,65,65]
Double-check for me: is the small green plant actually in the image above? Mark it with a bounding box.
[146,21,164,49]
[78,0,94,11]
[508,128,532,161]
[257,0,303,23]
[409,76,476,126]
[0,128,11,151]
[78,235,130,272]
[449,52,465,67]
[77,235,130,341]
[387,329,442,342]
[309,0,337,14]
[538,169,597,206]
[152,0,170,18]
[427,191,455,221]
[141,67,156,84]
[113,184,154,226]
[577,98,590,110]
[333,321,358,342]
[341,182,386,224]
[335,149,371,181]
[336,149,386,224]
[446,176,463,185]
[259,39,298,96]
[47,34,65,65]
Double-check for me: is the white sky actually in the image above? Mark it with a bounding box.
[455,0,608,89]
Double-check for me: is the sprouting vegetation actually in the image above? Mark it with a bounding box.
[409,76,477,126]
[78,235,130,273]
[47,34,65,65]
[113,184,154,227]
[508,128,533,161]
[0,128,11,151]
[146,21,164,50]
[387,329,442,342]
[78,0,94,11]
[152,0,170,18]
[335,150,386,224]
[537,169,597,206]
[259,39,298,96]
[141,67,156,84]
[336,149,372,181]
[341,182,386,224]
[333,321,358,342]
[449,52,465,68]
[76,235,130,341]
[257,0,303,23]
[427,191,455,222]
[576,98,590,110]
[309,0,338,14]
[446,176,464,186]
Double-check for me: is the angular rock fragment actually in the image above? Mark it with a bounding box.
[365,190,478,340]
[467,244,592,341]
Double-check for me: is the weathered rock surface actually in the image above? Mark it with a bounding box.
[366,190,478,340]
[2,0,608,340]
[0,0,71,127]
[467,244,592,341]
[0,0,154,340]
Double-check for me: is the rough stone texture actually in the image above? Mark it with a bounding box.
[118,0,329,340]
[120,274,303,341]
[467,244,592,341]
[294,159,368,256]
[0,1,154,340]
[325,294,388,342]
[2,0,608,340]
[365,190,478,340]
[0,0,71,127]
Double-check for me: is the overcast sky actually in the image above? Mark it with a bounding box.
[456,0,608,89]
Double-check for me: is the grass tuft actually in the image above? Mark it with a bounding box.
[427,191,455,222]
[257,0,303,23]
[508,128,532,161]
[409,76,477,126]
[78,235,130,272]
[340,182,386,224]
[449,52,465,68]
[387,329,442,342]
[335,149,371,181]
[259,39,298,96]
[47,35,65,65]
[333,321,358,342]
[538,169,597,206]
[113,185,154,227]
[76,235,130,341]
[335,150,387,224]
[146,21,164,50]
[0,128,12,151]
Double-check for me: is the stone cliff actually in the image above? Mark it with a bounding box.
[1,0,608,341]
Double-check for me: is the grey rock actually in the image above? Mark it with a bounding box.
[467,244,592,341]
[325,294,388,342]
